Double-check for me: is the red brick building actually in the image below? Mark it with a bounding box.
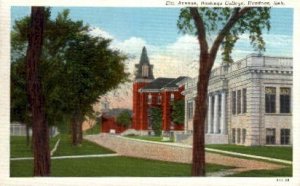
[132,47,187,135]
[101,115,127,134]
[101,109,132,134]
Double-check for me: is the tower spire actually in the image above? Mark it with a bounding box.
[134,46,154,80]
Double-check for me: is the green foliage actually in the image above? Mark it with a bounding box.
[11,9,129,129]
[116,110,132,127]
[177,8,271,63]
[171,100,184,125]
[149,107,162,136]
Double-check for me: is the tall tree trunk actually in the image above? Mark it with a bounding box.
[71,114,78,145]
[71,110,83,145]
[78,121,83,144]
[26,6,50,176]
[26,123,30,146]
[192,54,213,176]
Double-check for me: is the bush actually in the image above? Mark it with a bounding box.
[171,100,184,125]
[150,107,162,136]
[116,110,132,127]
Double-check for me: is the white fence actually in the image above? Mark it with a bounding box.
[10,123,59,137]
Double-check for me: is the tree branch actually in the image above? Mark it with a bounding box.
[189,8,209,54]
[209,7,251,62]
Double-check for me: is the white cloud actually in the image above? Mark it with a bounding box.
[89,27,114,40]
[92,27,292,109]
[113,37,148,56]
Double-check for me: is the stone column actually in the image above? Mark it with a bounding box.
[220,91,226,134]
[184,98,188,133]
[213,93,219,134]
[207,94,212,134]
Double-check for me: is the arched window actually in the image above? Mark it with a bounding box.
[170,93,174,102]
[147,94,152,104]
[157,95,161,104]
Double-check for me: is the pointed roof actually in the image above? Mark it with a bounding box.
[139,46,150,65]
[134,46,154,80]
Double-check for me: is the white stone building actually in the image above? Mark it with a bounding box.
[183,54,292,146]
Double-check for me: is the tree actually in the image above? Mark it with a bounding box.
[62,31,129,145]
[177,7,270,176]
[11,59,32,146]
[149,107,162,136]
[25,6,50,176]
[11,9,129,146]
[116,110,132,127]
[171,100,185,125]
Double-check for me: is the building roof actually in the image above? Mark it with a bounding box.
[163,76,188,89]
[141,77,175,91]
[102,108,132,118]
[134,46,155,80]
[140,76,188,92]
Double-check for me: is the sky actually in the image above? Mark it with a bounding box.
[11,7,294,109]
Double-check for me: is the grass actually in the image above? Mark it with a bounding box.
[125,135,174,142]
[10,134,114,158]
[53,134,114,156]
[226,166,293,177]
[10,135,60,158]
[83,122,101,135]
[10,156,232,177]
[206,144,292,161]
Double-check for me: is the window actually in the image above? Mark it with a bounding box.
[232,91,236,115]
[157,95,161,105]
[232,129,236,143]
[147,94,152,104]
[242,129,246,144]
[237,90,241,114]
[170,93,175,102]
[187,101,194,119]
[280,88,291,113]
[243,88,247,113]
[237,128,241,143]
[280,129,290,145]
[265,87,276,113]
[142,64,149,77]
[266,128,276,144]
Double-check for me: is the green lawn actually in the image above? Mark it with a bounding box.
[83,122,101,135]
[10,134,114,158]
[206,144,292,161]
[10,135,59,158]
[53,135,114,156]
[226,166,292,177]
[10,156,232,177]
[125,135,173,142]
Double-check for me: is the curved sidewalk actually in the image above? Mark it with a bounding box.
[84,134,286,174]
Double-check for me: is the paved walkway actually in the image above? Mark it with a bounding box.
[10,153,120,161]
[85,134,287,176]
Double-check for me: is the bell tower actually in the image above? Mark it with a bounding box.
[132,47,154,130]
